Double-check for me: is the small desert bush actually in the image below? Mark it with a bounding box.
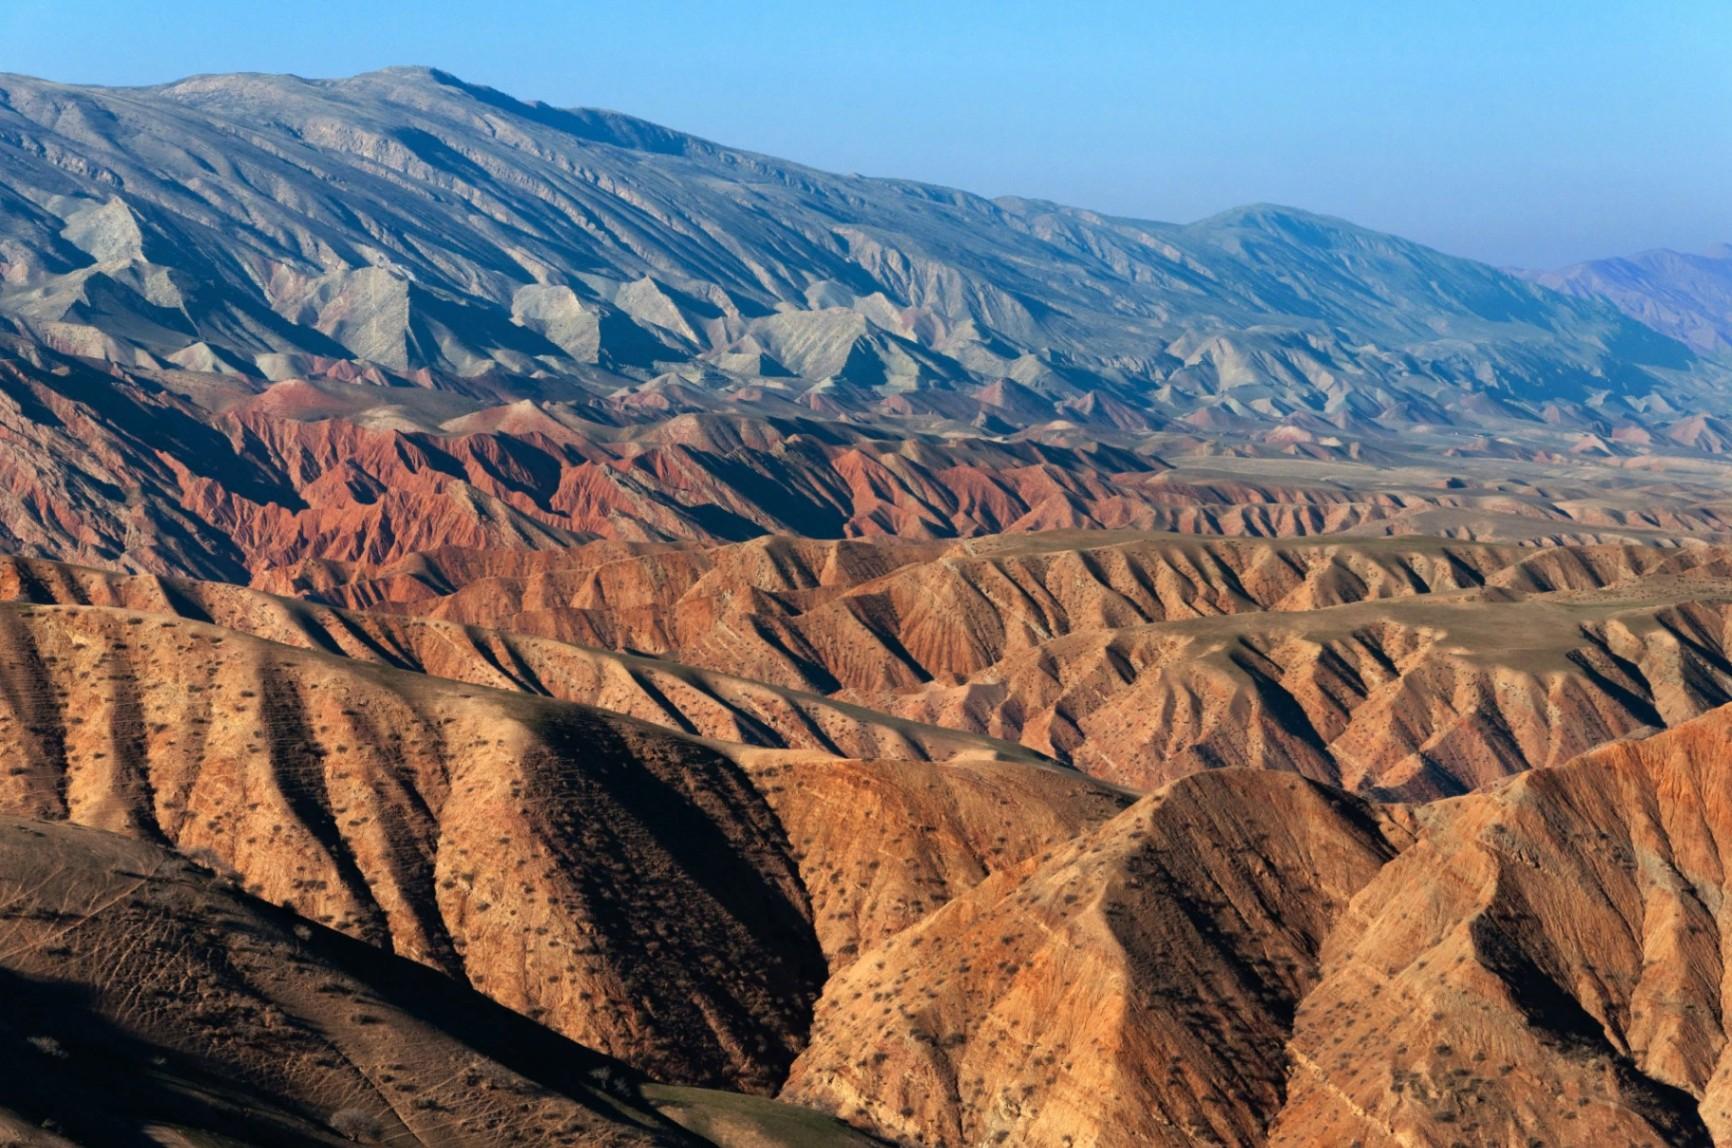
[329,1107,383,1143]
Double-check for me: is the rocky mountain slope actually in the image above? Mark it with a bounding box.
[8,59,1732,1148]
[0,596,832,1091]
[1268,706,1732,1146]
[0,554,1046,766]
[0,584,1126,1092]
[18,534,1732,803]
[0,68,1729,588]
[8,316,1732,588]
[9,545,1732,1143]
[872,571,1732,798]
[785,769,1410,1147]
[0,66,1701,423]
[0,333,1174,580]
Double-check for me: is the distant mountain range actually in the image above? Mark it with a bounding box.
[1523,245,1732,354]
[0,67,1716,420]
[0,66,1728,581]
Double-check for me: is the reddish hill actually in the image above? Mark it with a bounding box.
[0,582,1126,1098]
[5,552,1732,1143]
[0,555,1047,767]
[1272,706,1732,1145]
[785,707,1732,1145]
[783,770,1410,1146]
[267,532,1732,799]
[6,330,1732,591]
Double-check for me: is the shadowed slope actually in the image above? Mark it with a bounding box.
[1273,706,1732,1145]
[0,817,684,1147]
[0,599,825,1092]
[784,706,1732,1146]
[730,750,1133,969]
[0,815,882,1147]
[10,547,1732,1143]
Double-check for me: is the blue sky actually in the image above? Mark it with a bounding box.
[1,0,1725,267]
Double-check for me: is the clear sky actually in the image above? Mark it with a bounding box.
[1,0,1726,268]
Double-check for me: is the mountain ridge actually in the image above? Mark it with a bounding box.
[0,63,1704,408]
[2,65,1730,585]
[1525,244,1732,354]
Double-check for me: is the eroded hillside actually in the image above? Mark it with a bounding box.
[2,54,1731,1148]
[0,554,1046,767]
[0,599,827,1091]
[4,546,1732,1144]
[786,706,1732,1146]
[0,815,878,1147]
[265,532,1732,799]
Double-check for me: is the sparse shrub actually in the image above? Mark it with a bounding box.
[26,1035,67,1058]
[586,1064,635,1098]
[330,1107,384,1143]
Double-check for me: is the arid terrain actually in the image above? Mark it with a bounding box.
[263,531,1732,798]
[10,558,1732,1144]
[4,536,1732,1145]
[0,816,880,1147]
[1,61,1731,1147]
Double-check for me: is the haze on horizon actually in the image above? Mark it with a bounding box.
[0,0,1726,269]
